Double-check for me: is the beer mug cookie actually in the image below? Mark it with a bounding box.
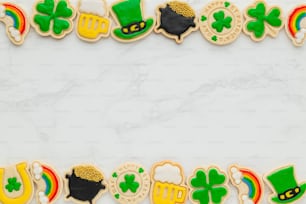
[0,162,34,204]
[229,165,264,204]
[243,0,284,41]
[188,166,229,204]
[0,2,30,45]
[150,161,188,204]
[109,163,150,204]
[31,161,63,204]
[76,0,111,42]
[64,165,107,204]
[199,0,242,45]
[286,5,306,46]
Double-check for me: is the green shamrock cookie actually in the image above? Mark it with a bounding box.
[5,177,21,192]
[243,1,284,41]
[189,166,229,204]
[32,0,76,38]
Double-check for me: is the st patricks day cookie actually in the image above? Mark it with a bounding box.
[0,2,30,45]
[110,0,154,42]
[109,163,150,204]
[286,5,306,47]
[0,162,34,204]
[31,161,63,204]
[199,0,242,45]
[188,166,229,204]
[150,161,188,204]
[229,165,264,204]
[243,0,284,42]
[31,0,76,39]
[155,1,198,44]
[64,165,107,204]
[265,165,306,204]
[76,0,111,42]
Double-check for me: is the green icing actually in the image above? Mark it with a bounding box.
[34,0,74,35]
[138,168,144,173]
[112,0,143,27]
[190,168,228,204]
[224,2,230,7]
[115,193,120,199]
[112,172,118,178]
[5,177,21,193]
[201,16,207,22]
[119,174,139,193]
[246,2,282,38]
[212,10,232,33]
[212,36,217,41]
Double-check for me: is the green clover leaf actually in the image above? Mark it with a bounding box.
[119,174,139,193]
[212,10,232,33]
[190,168,228,204]
[5,177,21,193]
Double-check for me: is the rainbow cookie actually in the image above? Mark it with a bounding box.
[243,0,284,41]
[286,5,306,46]
[229,165,264,204]
[199,0,242,45]
[109,163,150,204]
[150,160,188,204]
[31,0,76,39]
[0,2,30,45]
[76,0,111,42]
[188,166,229,204]
[31,162,62,204]
[64,165,107,204]
[154,1,198,44]
[0,162,34,204]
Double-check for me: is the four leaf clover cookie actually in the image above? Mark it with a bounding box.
[199,0,242,45]
[31,0,76,39]
[243,0,284,41]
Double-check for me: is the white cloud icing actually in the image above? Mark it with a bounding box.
[230,167,242,185]
[38,191,49,204]
[32,162,43,180]
[79,0,106,16]
[295,28,306,43]
[8,27,21,42]
[242,195,254,204]
[153,163,183,184]
[0,5,5,18]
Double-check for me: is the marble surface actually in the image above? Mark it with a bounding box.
[0,0,306,203]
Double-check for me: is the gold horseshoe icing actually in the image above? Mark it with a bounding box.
[0,162,33,204]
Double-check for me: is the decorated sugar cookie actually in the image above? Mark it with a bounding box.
[31,161,63,204]
[0,162,34,204]
[109,163,150,204]
[64,165,107,204]
[188,166,229,204]
[265,165,306,204]
[76,0,111,42]
[243,1,284,41]
[155,1,198,44]
[0,2,30,45]
[199,0,242,45]
[229,165,264,204]
[150,161,188,204]
[110,0,154,42]
[31,0,76,39]
[286,5,306,46]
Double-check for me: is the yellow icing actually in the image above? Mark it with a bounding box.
[151,181,187,204]
[78,13,110,39]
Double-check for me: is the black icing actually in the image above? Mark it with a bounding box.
[66,170,105,204]
[158,4,196,40]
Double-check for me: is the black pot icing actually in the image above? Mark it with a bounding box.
[158,4,196,40]
[66,170,106,204]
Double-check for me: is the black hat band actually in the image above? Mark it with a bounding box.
[121,21,146,34]
[278,187,301,201]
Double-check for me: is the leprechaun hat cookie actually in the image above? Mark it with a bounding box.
[109,163,150,204]
[31,0,76,39]
[31,161,63,204]
[229,165,264,204]
[199,0,242,45]
[188,166,229,204]
[286,5,306,46]
[243,0,284,42]
[0,162,34,204]
[0,2,30,45]
[110,0,154,42]
[150,160,188,204]
[64,165,107,204]
[154,1,198,44]
[76,0,111,42]
[265,165,306,204]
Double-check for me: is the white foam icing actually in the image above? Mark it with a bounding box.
[79,0,106,16]
[0,5,6,18]
[230,167,242,185]
[8,27,21,42]
[242,195,254,204]
[38,191,49,204]
[295,28,306,43]
[32,162,43,180]
[153,163,182,184]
